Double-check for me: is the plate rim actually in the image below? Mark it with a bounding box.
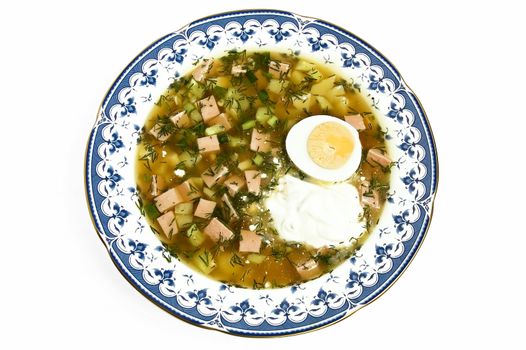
[84,8,439,337]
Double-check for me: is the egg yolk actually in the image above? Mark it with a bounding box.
[307,122,354,169]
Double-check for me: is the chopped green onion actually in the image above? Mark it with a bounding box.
[213,86,228,99]
[253,153,264,166]
[258,90,269,102]
[246,71,257,83]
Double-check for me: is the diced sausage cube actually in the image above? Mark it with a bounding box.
[197,135,220,154]
[344,114,366,130]
[269,60,290,79]
[367,149,392,167]
[361,191,380,209]
[148,123,171,142]
[239,230,262,253]
[250,129,272,152]
[194,198,216,219]
[192,59,212,82]
[295,259,322,280]
[170,111,192,128]
[244,170,261,195]
[197,95,220,123]
[154,188,184,212]
[157,211,178,238]
[208,113,232,130]
[203,218,234,242]
[231,64,246,76]
[224,175,246,196]
[201,166,229,188]
[150,174,159,197]
[176,180,201,201]
[221,194,239,220]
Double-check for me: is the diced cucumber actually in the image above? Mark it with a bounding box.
[187,78,205,99]
[226,88,250,111]
[267,79,288,94]
[212,85,228,99]
[256,107,273,123]
[188,177,204,190]
[252,153,264,166]
[238,159,253,171]
[175,214,193,229]
[267,116,279,128]
[202,187,215,199]
[189,109,202,123]
[186,224,205,247]
[242,120,256,130]
[192,249,216,274]
[295,60,316,72]
[179,151,196,168]
[174,202,194,215]
[228,136,247,147]
[247,254,266,264]
[184,102,196,113]
[205,124,226,136]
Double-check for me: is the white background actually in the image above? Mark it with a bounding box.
[1,0,525,349]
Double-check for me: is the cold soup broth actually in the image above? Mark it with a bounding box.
[135,51,391,288]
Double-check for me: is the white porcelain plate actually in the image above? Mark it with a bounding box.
[85,10,438,336]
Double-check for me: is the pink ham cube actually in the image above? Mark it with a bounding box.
[201,166,229,188]
[203,218,234,242]
[224,175,246,196]
[367,149,392,167]
[239,230,262,253]
[148,123,171,142]
[244,170,261,195]
[154,188,184,212]
[250,129,272,152]
[208,112,232,130]
[192,59,212,82]
[157,211,178,238]
[197,95,220,123]
[197,135,220,154]
[295,259,321,280]
[344,114,366,130]
[268,61,290,79]
[194,199,217,219]
[176,180,201,201]
[170,111,192,128]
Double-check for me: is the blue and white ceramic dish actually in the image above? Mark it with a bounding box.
[85,10,438,336]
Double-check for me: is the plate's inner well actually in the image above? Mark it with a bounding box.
[135,50,392,288]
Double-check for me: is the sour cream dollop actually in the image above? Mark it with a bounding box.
[264,175,365,248]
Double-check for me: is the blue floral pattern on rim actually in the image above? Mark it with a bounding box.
[85,10,438,336]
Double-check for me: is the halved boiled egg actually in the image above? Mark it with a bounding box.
[286,115,362,182]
